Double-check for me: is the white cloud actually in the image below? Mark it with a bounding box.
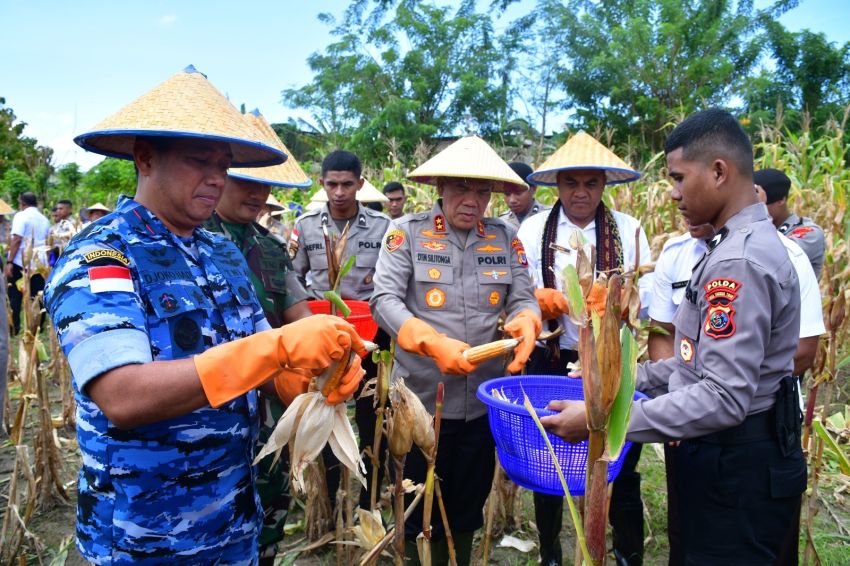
[158,14,177,28]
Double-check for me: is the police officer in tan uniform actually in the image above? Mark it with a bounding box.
[371,136,541,566]
[289,150,390,301]
[543,109,806,564]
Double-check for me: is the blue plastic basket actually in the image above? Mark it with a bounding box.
[477,375,643,496]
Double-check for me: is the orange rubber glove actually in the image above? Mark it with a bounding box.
[504,309,542,374]
[534,288,570,320]
[324,355,365,405]
[586,283,608,318]
[273,367,312,405]
[195,314,365,408]
[397,317,478,375]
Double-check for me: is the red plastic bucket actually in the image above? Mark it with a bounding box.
[306,299,379,342]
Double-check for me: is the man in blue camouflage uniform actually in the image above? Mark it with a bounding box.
[45,67,365,565]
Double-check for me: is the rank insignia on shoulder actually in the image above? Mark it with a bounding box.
[477,221,486,237]
[702,278,740,339]
[83,248,130,266]
[385,229,406,253]
[288,228,300,259]
[788,226,814,239]
[425,287,446,308]
[434,215,446,233]
[511,238,528,267]
[679,337,694,362]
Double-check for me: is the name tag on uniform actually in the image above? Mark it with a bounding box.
[672,280,688,289]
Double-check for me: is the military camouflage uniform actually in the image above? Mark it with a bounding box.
[46,196,269,565]
[498,199,550,230]
[289,203,390,300]
[777,212,825,278]
[204,212,309,559]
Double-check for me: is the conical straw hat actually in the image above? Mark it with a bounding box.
[407,135,524,192]
[0,198,14,215]
[229,109,312,189]
[309,178,389,204]
[84,203,112,213]
[74,66,285,167]
[528,131,640,186]
[265,193,285,211]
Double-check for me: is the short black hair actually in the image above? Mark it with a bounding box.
[383,181,405,195]
[58,199,72,207]
[753,168,791,203]
[508,162,534,186]
[321,150,362,177]
[664,109,753,177]
[365,201,384,212]
[20,192,37,207]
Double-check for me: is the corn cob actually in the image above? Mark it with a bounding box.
[462,337,523,364]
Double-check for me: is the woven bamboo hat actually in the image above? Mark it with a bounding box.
[407,135,524,192]
[0,198,14,215]
[309,178,389,208]
[74,66,285,167]
[229,109,312,189]
[265,193,285,211]
[528,131,640,186]
[84,203,112,214]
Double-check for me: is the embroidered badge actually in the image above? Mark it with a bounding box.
[428,268,441,280]
[159,292,179,312]
[511,237,528,267]
[83,248,130,266]
[425,287,446,308]
[788,226,814,239]
[421,240,448,252]
[488,290,500,305]
[385,229,406,253]
[483,270,507,280]
[476,244,504,253]
[88,266,134,294]
[420,229,447,239]
[434,215,446,233]
[363,272,374,285]
[702,278,741,339]
[679,337,694,363]
[477,221,486,237]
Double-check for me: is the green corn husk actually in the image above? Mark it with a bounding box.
[608,326,638,460]
[561,263,587,326]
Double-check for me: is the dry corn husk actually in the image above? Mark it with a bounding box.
[254,347,374,493]
[352,507,386,550]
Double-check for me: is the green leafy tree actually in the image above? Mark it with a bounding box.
[526,0,793,157]
[283,0,517,164]
[80,158,136,207]
[0,97,54,188]
[0,168,35,204]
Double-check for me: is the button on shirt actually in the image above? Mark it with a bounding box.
[10,205,50,268]
[651,232,824,338]
[517,206,652,350]
[45,196,269,564]
[629,204,800,443]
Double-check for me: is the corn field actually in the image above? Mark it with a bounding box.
[1,113,848,564]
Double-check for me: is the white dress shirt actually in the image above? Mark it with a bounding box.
[518,206,652,349]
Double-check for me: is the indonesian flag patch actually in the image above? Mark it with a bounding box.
[88,266,134,294]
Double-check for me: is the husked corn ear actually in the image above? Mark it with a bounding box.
[462,337,522,364]
[318,340,377,398]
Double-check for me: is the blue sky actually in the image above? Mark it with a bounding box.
[2,0,849,169]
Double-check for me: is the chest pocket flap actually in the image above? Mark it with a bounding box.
[672,300,701,369]
[414,263,454,284]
